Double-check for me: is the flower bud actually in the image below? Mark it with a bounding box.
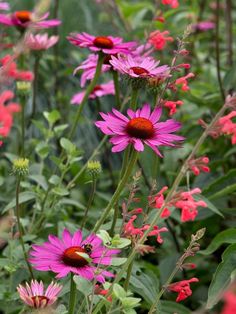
[87,160,102,179]
[12,158,29,177]
[16,81,31,94]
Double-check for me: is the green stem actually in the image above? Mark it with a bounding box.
[68,273,77,314]
[31,55,40,121]
[93,150,138,233]
[81,178,97,230]
[92,98,231,314]
[130,88,139,110]
[15,179,34,278]
[112,70,121,109]
[109,145,131,235]
[20,95,25,157]
[124,260,133,291]
[68,53,105,140]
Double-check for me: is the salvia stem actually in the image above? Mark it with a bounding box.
[68,53,105,140]
[68,273,77,314]
[93,149,139,233]
[20,95,26,157]
[15,178,34,278]
[92,97,232,314]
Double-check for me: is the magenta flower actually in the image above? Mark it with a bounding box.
[74,54,111,87]
[0,10,61,29]
[24,33,59,51]
[110,54,169,79]
[95,103,184,156]
[67,32,136,55]
[17,280,62,309]
[0,2,9,11]
[192,21,215,32]
[71,81,115,105]
[29,229,120,282]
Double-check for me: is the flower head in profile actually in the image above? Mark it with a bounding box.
[110,54,169,79]
[0,10,61,29]
[24,33,59,51]
[29,228,120,282]
[71,81,115,105]
[67,32,136,55]
[95,103,184,156]
[17,280,62,308]
[74,54,111,87]
[168,278,199,302]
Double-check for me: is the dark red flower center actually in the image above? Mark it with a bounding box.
[15,11,32,23]
[130,66,149,76]
[126,117,154,139]
[62,246,90,267]
[93,36,114,49]
[92,85,102,93]
[31,296,49,307]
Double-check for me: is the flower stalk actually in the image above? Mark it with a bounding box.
[68,273,77,314]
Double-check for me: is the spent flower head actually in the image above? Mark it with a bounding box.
[87,160,102,178]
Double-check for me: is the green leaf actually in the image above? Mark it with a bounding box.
[29,175,48,190]
[3,192,36,213]
[60,137,76,154]
[113,284,126,299]
[121,297,141,309]
[207,244,236,309]
[52,187,69,196]
[159,301,191,314]
[73,276,93,296]
[195,194,224,217]
[200,228,236,255]
[36,142,50,159]
[209,183,236,200]
[43,110,61,126]
[111,257,127,266]
[129,268,159,305]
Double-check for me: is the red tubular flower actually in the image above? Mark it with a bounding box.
[188,156,210,176]
[219,111,236,144]
[168,278,199,302]
[148,30,174,50]
[162,0,179,9]
[164,100,184,116]
[175,73,195,91]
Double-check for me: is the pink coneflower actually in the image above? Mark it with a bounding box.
[95,103,184,156]
[0,10,61,29]
[74,54,111,87]
[17,280,62,308]
[24,33,59,51]
[29,228,120,282]
[67,32,136,55]
[71,81,115,105]
[0,2,9,11]
[110,54,169,79]
[192,21,215,32]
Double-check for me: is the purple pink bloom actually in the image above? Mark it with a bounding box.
[192,21,215,32]
[95,103,184,156]
[0,1,9,11]
[110,54,169,79]
[29,228,120,282]
[67,32,136,55]
[74,54,111,87]
[24,33,59,51]
[168,278,199,302]
[0,10,61,29]
[17,280,62,309]
[148,30,174,50]
[71,81,115,105]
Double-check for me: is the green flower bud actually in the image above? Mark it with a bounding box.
[16,81,31,94]
[12,158,29,177]
[87,160,102,179]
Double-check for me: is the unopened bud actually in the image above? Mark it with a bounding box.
[16,81,31,94]
[87,160,102,179]
[12,158,29,177]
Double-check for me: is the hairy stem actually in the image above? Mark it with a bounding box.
[68,274,77,314]
[81,178,97,230]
